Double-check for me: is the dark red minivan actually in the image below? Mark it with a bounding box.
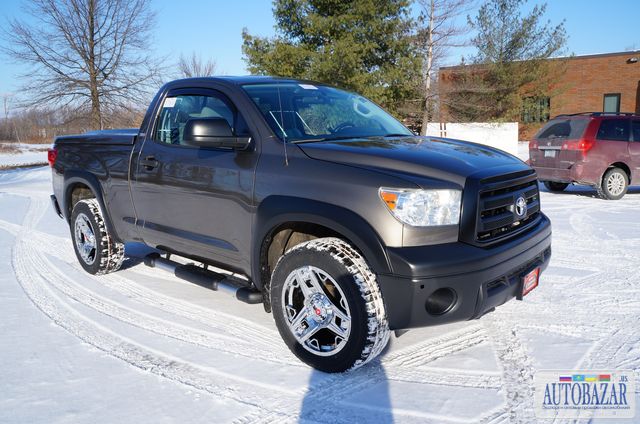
[530,113,640,199]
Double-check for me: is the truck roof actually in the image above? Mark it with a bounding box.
[169,75,326,86]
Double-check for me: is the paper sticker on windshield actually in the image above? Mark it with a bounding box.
[298,84,318,90]
[163,97,177,108]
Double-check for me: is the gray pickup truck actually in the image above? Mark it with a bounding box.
[49,76,551,372]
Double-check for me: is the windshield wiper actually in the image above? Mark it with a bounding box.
[290,135,365,144]
[364,133,413,139]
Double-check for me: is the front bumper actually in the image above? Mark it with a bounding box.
[377,213,552,330]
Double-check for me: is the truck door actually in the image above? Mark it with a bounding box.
[131,87,258,274]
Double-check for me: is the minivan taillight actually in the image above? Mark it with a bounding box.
[529,140,538,150]
[562,137,595,152]
[47,148,57,167]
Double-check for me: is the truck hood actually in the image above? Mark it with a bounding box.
[297,136,527,187]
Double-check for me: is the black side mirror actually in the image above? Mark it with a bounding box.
[182,117,251,150]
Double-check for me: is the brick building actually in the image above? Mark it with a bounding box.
[438,50,640,140]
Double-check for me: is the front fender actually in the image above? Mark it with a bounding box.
[252,196,392,290]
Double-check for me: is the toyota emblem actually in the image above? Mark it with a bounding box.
[514,196,527,218]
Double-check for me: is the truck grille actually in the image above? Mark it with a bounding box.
[476,170,540,243]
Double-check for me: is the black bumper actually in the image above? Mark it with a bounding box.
[378,213,552,330]
[50,194,63,218]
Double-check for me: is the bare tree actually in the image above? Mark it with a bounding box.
[178,52,218,78]
[2,0,162,129]
[416,0,474,135]
[1,93,12,121]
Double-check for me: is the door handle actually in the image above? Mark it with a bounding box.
[140,156,159,171]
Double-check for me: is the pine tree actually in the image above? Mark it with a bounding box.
[446,0,567,122]
[242,0,422,114]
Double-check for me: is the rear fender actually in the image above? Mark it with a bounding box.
[62,170,122,242]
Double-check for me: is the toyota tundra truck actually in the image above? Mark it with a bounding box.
[49,76,552,373]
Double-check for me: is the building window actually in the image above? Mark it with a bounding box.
[603,93,621,113]
[522,97,550,123]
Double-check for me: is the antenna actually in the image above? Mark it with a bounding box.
[276,83,289,166]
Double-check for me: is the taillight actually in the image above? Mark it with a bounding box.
[578,137,595,152]
[529,140,538,150]
[562,138,595,152]
[47,148,58,167]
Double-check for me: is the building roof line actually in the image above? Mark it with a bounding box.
[440,50,640,70]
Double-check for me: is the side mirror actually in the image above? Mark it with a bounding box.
[182,117,251,150]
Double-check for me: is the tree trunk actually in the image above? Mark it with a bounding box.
[87,0,102,130]
[420,0,435,136]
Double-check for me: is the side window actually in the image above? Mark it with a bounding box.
[632,121,640,142]
[596,119,629,141]
[154,94,237,145]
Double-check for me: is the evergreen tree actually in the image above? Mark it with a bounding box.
[242,0,422,114]
[446,0,567,122]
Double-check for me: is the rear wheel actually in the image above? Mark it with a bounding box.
[598,168,628,200]
[70,199,125,275]
[543,181,569,192]
[270,237,389,373]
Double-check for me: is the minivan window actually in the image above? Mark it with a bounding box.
[596,119,629,141]
[535,118,588,140]
[632,121,640,142]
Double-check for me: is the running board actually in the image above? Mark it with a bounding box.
[143,253,263,304]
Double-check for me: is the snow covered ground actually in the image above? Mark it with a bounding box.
[0,143,50,168]
[1,148,639,423]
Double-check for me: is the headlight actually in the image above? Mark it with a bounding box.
[379,188,462,226]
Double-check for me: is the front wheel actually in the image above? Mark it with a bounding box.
[70,199,125,275]
[598,168,628,200]
[270,238,390,373]
[543,181,569,192]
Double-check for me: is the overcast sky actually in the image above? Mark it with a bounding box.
[1,0,639,97]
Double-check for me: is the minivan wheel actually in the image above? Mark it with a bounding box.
[543,181,569,192]
[70,199,125,275]
[270,237,390,373]
[598,168,628,200]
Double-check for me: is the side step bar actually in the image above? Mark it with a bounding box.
[143,253,263,304]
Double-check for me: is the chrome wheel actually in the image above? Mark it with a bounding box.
[281,265,351,356]
[606,172,626,196]
[74,212,96,265]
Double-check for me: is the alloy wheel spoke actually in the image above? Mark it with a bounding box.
[289,306,309,331]
[295,267,324,298]
[331,305,350,324]
[327,318,348,340]
[298,320,321,343]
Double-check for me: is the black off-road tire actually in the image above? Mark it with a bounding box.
[598,168,628,200]
[543,181,569,192]
[270,237,390,373]
[70,199,125,275]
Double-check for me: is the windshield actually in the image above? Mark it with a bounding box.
[242,82,412,142]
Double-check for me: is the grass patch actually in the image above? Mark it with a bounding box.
[0,143,20,154]
[0,162,48,171]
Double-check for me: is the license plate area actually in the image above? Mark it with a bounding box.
[544,150,556,158]
[517,267,540,300]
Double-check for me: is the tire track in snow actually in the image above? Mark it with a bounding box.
[11,197,303,420]
[481,315,537,424]
[0,213,289,353]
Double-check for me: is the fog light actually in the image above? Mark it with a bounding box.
[425,288,457,315]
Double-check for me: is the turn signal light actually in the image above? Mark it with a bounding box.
[380,190,398,210]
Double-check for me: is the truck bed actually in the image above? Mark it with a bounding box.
[54,128,138,145]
